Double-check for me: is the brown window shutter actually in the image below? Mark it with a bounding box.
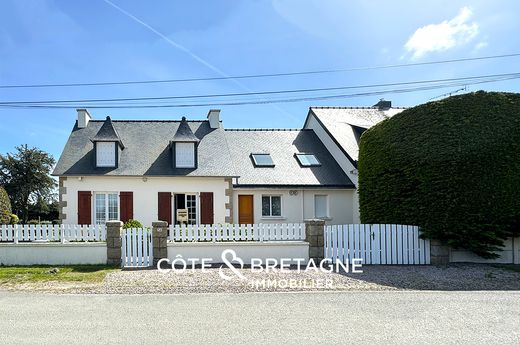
[78,191,92,225]
[158,192,172,225]
[200,192,214,225]
[120,192,133,223]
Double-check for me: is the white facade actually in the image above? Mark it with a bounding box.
[232,188,356,225]
[62,176,230,226]
[304,114,360,222]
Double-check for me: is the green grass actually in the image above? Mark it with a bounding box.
[0,265,119,285]
[493,264,520,273]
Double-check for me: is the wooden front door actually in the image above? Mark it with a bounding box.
[238,195,254,224]
[158,192,172,225]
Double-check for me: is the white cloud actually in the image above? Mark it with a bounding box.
[405,7,479,59]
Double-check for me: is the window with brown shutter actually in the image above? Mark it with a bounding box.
[158,192,172,225]
[200,192,214,225]
[119,192,133,223]
[78,191,92,225]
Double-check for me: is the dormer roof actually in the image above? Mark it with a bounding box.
[91,116,125,148]
[172,117,200,142]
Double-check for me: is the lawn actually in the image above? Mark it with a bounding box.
[493,264,520,273]
[0,265,119,286]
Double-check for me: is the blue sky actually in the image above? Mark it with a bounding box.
[1,0,519,160]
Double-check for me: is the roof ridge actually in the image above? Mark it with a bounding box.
[310,106,408,109]
[225,128,307,132]
[89,120,208,123]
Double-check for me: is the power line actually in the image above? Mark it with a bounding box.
[1,72,518,106]
[0,74,516,109]
[1,53,520,89]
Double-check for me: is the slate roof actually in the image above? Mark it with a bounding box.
[306,106,406,164]
[172,117,200,142]
[224,129,354,188]
[53,120,235,177]
[91,116,124,148]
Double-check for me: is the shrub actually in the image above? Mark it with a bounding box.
[358,91,520,258]
[27,219,53,225]
[9,214,19,225]
[0,186,11,224]
[123,219,143,229]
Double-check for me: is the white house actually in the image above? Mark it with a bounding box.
[53,109,357,226]
[303,100,406,222]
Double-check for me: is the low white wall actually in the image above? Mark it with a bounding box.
[167,241,309,264]
[0,243,107,265]
[449,237,520,264]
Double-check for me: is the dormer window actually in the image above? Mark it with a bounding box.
[96,142,116,167]
[91,116,124,169]
[175,142,195,168]
[251,153,274,167]
[171,116,199,169]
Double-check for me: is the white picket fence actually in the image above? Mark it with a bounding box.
[324,224,430,265]
[168,223,305,242]
[0,224,106,243]
[122,228,153,268]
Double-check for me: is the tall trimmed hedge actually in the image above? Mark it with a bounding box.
[358,91,520,258]
[0,186,11,224]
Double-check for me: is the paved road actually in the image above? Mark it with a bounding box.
[1,291,519,344]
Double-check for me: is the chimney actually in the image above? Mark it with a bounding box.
[77,109,92,128]
[207,109,221,129]
[373,99,392,111]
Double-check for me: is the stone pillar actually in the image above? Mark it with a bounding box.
[305,219,325,262]
[430,239,450,265]
[106,221,123,266]
[152,221,168,266]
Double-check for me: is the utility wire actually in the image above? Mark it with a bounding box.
[0,72,517,105]
[0,74,516,109]
[1,53,519,89]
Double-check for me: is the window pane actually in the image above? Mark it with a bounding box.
[176,142,195,168]
[296,154,320,167]
[271,196,281,216]
[95,194,106,225]
[186,195,197,225]
[252,154,274,167]
[108,194,118,221]
[262,196,271,216]
[315,195,327,218]
[96,142,116,167]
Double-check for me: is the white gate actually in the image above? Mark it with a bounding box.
[324,224,430,265]
[121,228,153,268]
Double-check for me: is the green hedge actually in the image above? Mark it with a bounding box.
[0,186,11,224]
[358,91,520,258]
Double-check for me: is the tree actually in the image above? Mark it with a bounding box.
[0,186,11,224]
[0,145,57,223]
[358,91,520,258]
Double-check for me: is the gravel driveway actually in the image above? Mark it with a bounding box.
[4,263,519,294]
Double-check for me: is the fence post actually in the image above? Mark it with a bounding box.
[305,219,325,262]
[106,221,123,266]
[152,221,168,267]
[430,239,450,265]
[14,224,19,244]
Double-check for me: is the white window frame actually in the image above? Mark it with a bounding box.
[314,194,329,219]
[96,142,116,167]
[261,195,283,218]
[175,192,199,225]
[175,142,196,168]
[251,153,275,167]
[93,192,119,225]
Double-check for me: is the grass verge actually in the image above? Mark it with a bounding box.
[492,264,520,273]
[0,265,119,286]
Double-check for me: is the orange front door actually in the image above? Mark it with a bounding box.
[238,195,254,224]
